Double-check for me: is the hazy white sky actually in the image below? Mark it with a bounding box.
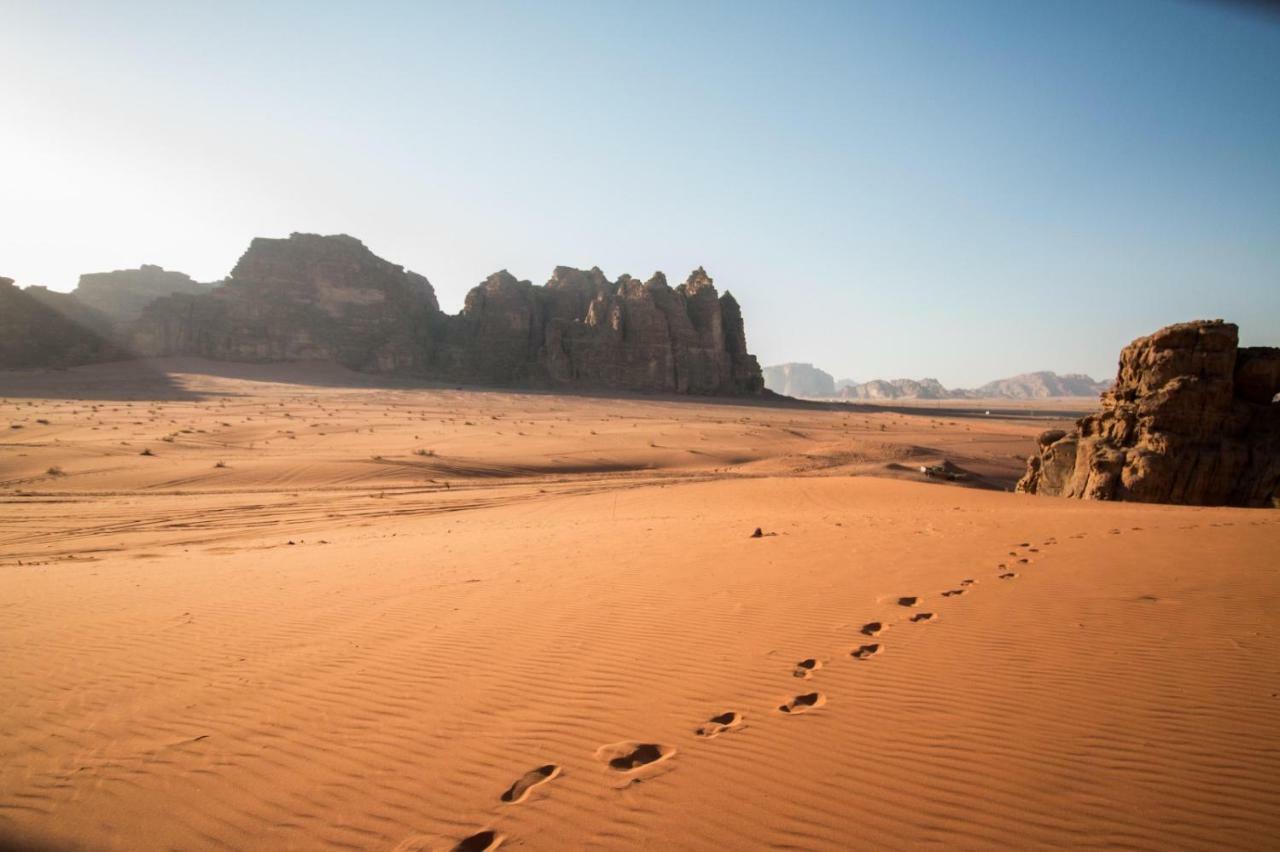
[2,0,1278,385]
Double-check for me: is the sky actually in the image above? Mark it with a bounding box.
[2,0,1278,387]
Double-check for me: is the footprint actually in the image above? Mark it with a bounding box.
[909,612,935,623]
[860,621,883,636]
[851,643,881,659]
[999,572,1017,580]
[696,711,744,738]
[598,742,675,771]
[941,589,966,597]
[897,596,918,607]
[1017,558,1030,564]
[501,764,560,803]
[959,579,975,586]
[793,658,821,678]
[454,830,503,852]
[778,692,825,714]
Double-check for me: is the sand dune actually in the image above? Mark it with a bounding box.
[2,360,1278,850]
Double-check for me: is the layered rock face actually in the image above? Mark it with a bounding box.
[134,234,440,372]
[762,363,836,398]
[1017,320,1280,507]
[133,234,763,395]
[74,265,213,324]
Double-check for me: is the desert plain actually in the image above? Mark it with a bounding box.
[2,359,1278,851]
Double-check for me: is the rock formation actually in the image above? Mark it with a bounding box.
[133,234,439,372]
[0,277,121,368]
[1017,320,1279,507]
[971,371,1109,399]
[73,265,213,324]
[762,363,836,398]
[131,233,763,395]
[839,377,951,401]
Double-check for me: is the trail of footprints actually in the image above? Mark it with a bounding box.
[447,536,1059,850]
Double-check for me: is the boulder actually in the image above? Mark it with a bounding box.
[1017,320,1279,507]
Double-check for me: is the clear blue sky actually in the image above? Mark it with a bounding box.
[2,0,1277,386]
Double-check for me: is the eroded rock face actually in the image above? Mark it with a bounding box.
[132,233,763,395]
[1017,320,1280,507]
[134,234,440,372]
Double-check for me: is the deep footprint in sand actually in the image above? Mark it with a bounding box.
[778,692,825,714]
[897,596,918,607]
[959,579,975,586]
[500,764,560,803]
[454,830,503,852]
[793,658,821,678]
[909,612,935,623]
[851,643,881,659]
[999,572,1017,580]
[598,742,675,771]
[860,621,884,636]
[696,711,744,738]
[941,589,966,597]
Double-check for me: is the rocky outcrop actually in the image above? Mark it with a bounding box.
[132,233,763,395]
[134,234,440,373]
[762,363,836,398]
[0,278,121,368]
[73,265,213,324]
[1017,320,1279,507]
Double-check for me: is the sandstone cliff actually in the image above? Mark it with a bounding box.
[1017,320,1279,507]
[132,233,763,395]
[133,234,440,373]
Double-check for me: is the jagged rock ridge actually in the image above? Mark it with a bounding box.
[1017,320,1279,507]
[131,233,762,395]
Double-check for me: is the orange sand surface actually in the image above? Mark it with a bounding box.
[2,360,1278,851]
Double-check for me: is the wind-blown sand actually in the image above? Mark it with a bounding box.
[2,360,1278,851]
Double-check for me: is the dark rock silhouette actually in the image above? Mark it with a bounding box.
[133,233,763,394]
[0,277,121,368]
[1017,320,1279,507]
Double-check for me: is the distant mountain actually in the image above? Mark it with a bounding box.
[837,371,1107,400]
[840,377,950,400]
[762,363,835,397]
[73,265,215,324]
[970,371,1109,399]
[764,364,1109,400]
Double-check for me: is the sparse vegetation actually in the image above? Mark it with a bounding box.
[140,448,154,456]
[414,448,435,457]
[46,465,64,476]
[214,461,227,468]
